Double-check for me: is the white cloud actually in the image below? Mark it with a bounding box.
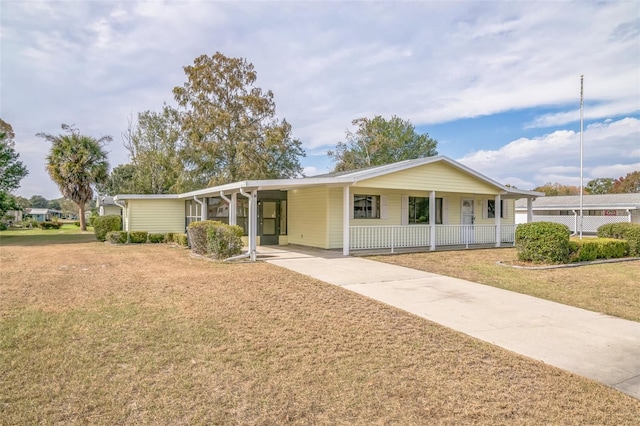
[2,1,638,199]
[458,117,640,189]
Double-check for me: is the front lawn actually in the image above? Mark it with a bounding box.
[370,248,640,322]
[1,237,638,423]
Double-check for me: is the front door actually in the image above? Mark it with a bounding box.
[259,200,279,245]
[461,199,475,244]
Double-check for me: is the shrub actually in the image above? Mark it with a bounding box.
[73,221,81,227]
[187,221,216,255]
[149,233,165,243]
[129,231,148,244]
[0,222,7,231]
[88,213,99,228]
[93,215,122,241]
[187,220,244,258]
[570,238,629,262]
[206,223,244,259]
[597,223,633,239]
[173,233,188,246]
[106,231,128,244]
[597,223,640,257]
[164,232,175,243]
[515,222,572,264]
[38,221,63,230]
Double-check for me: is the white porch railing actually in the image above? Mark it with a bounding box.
[349,224,517,252]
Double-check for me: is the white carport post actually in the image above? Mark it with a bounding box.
[527,198,534,223]
[429,191,436,251]
[495,194,501,247]
[239,188,258,262]
[343,185,350,256]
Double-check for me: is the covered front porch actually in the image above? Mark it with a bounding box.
[349,223,517,254]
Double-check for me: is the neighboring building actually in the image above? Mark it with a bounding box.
[25,208,64,222]
[115,156,542,259]
[5,210,23,222]
[96,196,123,216]
[515,194,640,234]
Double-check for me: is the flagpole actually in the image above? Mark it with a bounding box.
[579,75,584,239]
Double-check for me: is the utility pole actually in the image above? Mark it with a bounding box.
[579,75,584,239]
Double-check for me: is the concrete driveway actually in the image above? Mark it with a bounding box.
[260,245,640,399]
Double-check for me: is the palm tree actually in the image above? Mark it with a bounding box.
[37,125,111,231]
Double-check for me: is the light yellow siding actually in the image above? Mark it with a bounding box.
[354,161,500,194]
[128,199,185,233]
[327,188,344,248]
[288,187,329,248]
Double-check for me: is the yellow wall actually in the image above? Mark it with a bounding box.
[127,199,185,233]
[354,161,500,194]
[288,186,329,248]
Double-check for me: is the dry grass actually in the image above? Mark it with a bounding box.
[1,237,639,424]
[369,248,640,323]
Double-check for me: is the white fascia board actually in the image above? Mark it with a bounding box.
[502,189,545,198]
[114,194,179,200]
[179,177,356,198]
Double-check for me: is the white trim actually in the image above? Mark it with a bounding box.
[401,195,408,226]
[343,186,350,256]
[380,195,389,220]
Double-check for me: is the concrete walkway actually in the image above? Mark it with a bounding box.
[260,246,640,399]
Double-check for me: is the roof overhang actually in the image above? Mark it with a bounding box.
[113,156,545,201]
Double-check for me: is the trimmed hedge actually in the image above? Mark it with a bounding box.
[93,215,122,241]
[187,221,213,255]
[187,220,243,259]
[206,223,244,259]
[515,222,572,264]
[129,231,148,244]
[106,231,128,244]
[173,233,188,247]
[38,221,63,230]
[570,238,629,262]
[149,233,165,243]
[597,223,640,257]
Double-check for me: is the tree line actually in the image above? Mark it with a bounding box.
[532,174,640,196]
[1,52,638,227]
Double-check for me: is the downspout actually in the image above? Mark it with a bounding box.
[193,196,206,221]
[239,188,257,261]
[219,191,236,225]
[113,199,127,231]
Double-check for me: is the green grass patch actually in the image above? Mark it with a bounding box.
[1,242,638,423]
[371,248,640,322]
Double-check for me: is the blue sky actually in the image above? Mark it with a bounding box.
[2,0,639,200]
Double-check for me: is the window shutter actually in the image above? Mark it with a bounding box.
[401,195,408,226]
[349,195,354,219]
[442,198,449,224]
[482,200,488,219]
[502,200,508,218]
[380,195,389,220]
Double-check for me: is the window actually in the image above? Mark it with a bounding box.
[208,197,229,222]
[487,200,507,219]
[354,195,380,219]
[408,197,443,224]
[185,199,203,226]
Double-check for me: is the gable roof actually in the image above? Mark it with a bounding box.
[515,193,640,210]
[115,156,543,201]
